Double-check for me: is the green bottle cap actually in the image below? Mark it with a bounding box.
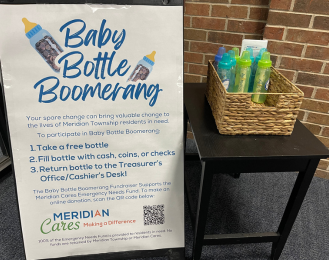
[238,51,252,67]
[228,50,236,66]
[258,52,272,68]
[218,53,232,70]
[232,47,240,63]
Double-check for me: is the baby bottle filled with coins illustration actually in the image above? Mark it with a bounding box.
[128,51,156,82]
[22,18,63,73]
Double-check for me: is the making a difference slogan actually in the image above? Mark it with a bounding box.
[0,4,183,260]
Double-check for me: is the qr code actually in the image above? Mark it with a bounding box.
[143,204,165,226]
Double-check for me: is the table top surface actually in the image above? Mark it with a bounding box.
[185,83,329,161]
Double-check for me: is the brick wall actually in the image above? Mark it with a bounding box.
[263,0,329,178]
[184,0,270,83]
[184,0,329,178]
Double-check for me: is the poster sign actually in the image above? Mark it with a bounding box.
[0,4,183,260]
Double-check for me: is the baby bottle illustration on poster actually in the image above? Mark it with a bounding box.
[128,51,156,82]
[22,18,63,72]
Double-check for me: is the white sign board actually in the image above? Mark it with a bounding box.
[0,4,184,260]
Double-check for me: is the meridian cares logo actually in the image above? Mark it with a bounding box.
[40,209,109,234]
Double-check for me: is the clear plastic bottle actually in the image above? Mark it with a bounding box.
[227,50,236,92]
[250,48,267,91]
[127,51,156,82]
[213,47,225,72]
[233,51,252,93]
[217,53,232,91]
[246,47,255,92]
[251,52,272,104]
[22,18,63,73]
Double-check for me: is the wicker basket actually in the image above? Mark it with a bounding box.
[206,61,304,135]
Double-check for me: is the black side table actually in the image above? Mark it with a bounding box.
[184,83,329,260]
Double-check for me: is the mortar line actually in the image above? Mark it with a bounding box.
[290,0,296,11]
[309,15,315,29]
[320,63,326,74]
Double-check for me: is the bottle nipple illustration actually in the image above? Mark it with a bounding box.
[128,51,156,82]
[23,18,63,73]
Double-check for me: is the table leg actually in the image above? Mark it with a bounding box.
[192,161,213,260]
[271,159,320,260]
[184,105,188,154]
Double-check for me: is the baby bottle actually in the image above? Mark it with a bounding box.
[246,47,255,92]
[127,51,156,82]
[251,52,272,104]
[213,47,225,72]
[227,50,236,92]
[22,18,63,73]
[233,51,252,93]
[217,53,232,91]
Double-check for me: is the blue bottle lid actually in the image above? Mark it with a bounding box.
[214,47,226,62]
[255,48,267,64]
[142,51,156,66]
[218,53,232,70]
[26,24,42,39]
[228,50,236,66]
[246,47,254,64]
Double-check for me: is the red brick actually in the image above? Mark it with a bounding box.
[184,63,189,73]
[208,31,244,45]
[303,122,322,135]
[280,57,323,73]
[294,0,329,15]
[267,41,304,57]
[201,76,207,83]
[227,20,266,34]
[313,16,329,30]
[184,73,201,83]
[267,11,311,28]
[184,41,189,51]
[307,112,329,125]
[316,136,329,148]
[204,55,214,65]
[301,99,329,113]
[315,88,329,101]
[322,127,329,137]
[297,110,305,121]
[244,35,263,40]
[192,17,225,30]
[297,73,329,88]
[295,85,314,98]
[305,46,329,61]
[270,0,292,10]
[190,41,219,54]
[184,52,203,64]
[184,28,207,41]
[184,16,190,27]
[231,0,269,5]
[249,7,269,20]
[324,64,329,75]
[185,3,210,16]
[286,29,329,46]
[189,64,208,75]
[263,26,285,40]
[211,5,248,19]
[277,69,295,81]
[188,0,228,2]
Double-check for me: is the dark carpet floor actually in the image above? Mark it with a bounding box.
[1,139,329,260]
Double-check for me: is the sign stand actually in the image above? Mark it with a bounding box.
[0,1,184,259]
